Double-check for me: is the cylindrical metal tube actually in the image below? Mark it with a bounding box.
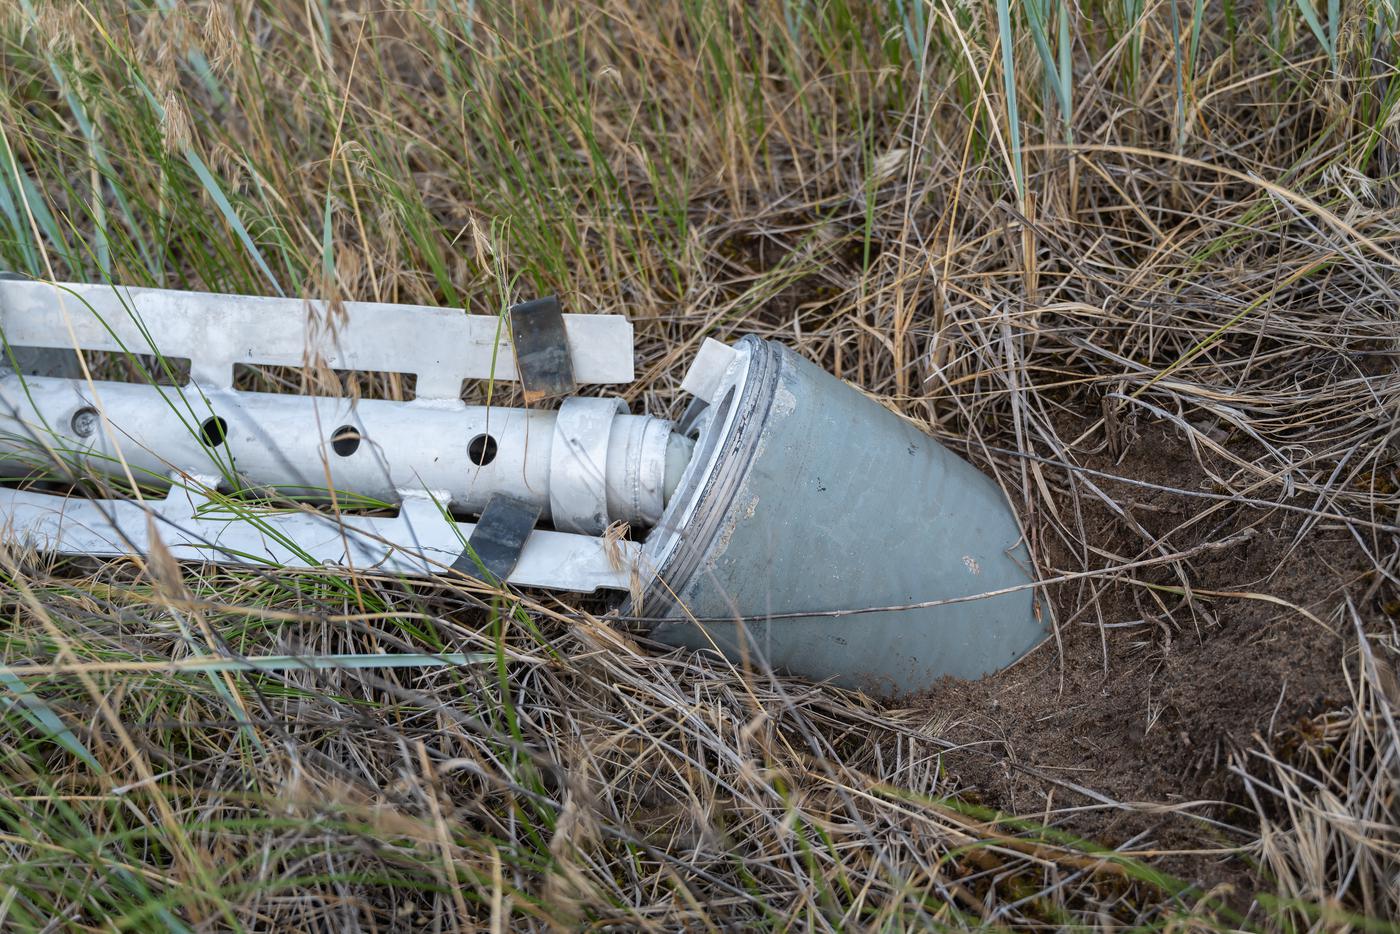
[0,375,686,532]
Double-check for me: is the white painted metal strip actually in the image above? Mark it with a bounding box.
[0,487,638,593]
[0,280,634,398]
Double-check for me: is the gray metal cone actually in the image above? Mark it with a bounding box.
[641,338,1045,698]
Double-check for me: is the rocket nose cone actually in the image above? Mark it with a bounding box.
[642,338,1045,699]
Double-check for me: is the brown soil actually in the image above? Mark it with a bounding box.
[916,415,1379,891]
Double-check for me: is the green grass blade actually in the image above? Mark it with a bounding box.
[131,81,285,295]
[995,0,1024,196]
[0,671,101,770]
[1294,0,1337,64]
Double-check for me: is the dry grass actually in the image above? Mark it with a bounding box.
[0,0,1398,929]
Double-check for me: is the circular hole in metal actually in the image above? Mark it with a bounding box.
[468,433,497,466]
[70,406,98,439]
[331,425,362,457]
[200,416,228,447]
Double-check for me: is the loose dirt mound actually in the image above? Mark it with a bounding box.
[917,417,1383,888]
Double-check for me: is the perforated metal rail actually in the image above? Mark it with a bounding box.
[0,279,669,590]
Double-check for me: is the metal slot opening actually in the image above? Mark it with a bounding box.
[233,364,417,401]
[6,348,191,386]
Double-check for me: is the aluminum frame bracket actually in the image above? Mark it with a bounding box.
[0,279,633,399]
